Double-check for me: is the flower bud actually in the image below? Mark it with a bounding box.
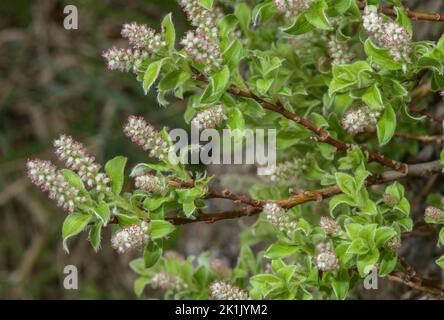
[26,159,86,212]
[121,22,166,53]
[123,115,171,160]
[320,217,341,236]
[191,105,226,130]
[111,222,150,254]
[54,134,111,192]
[209,281,249,300]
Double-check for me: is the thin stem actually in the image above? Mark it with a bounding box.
[356,1,444,22]
[166,160,443,225]
[227,85,407,173]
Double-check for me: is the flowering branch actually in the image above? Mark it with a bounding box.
[166,160,443,225]
[227,85,408,173]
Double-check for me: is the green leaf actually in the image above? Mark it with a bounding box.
[240,97,266,118]
[134,277,151,297]
[395,6,412,36]
[329,194,356,213]
[345,223,363,239]
[159,70,190,91]
[143,242,162,268]
[212,66,230,97]
[357,248,379,277]
[115,213,140,227]
[201,66,230,104]
[377,104,396,145]
[161,13,176,51]
[375,227,396,247]
[234,2,251,33]
[282,14,314,35]
[379,251,397,276]
[182,201,196,217]
[335,172,356,196]
[227,107,245,131]
[198,0,213,10]
[252,1,276,26]
[223,40,244,69]
[150,220,175,239]
[91,201,110,225]
[305,0,330,30]
[364,39,403,70]
[143,60,164,94]
[362,84,384,110]
[89,221,102,252]
[347,239,369,255]
[332,269,350,300]
[436,255,444,268]
[105,156,127,194]
[439,227,444,246]
[265,243,298,259]
[61,169,86,192]
[62,212,91,253]
[256,78,274,95]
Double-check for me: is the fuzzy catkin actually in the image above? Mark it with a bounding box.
[26,159,86,212]
[123,115,171,160]
[54,134,111,192]
[209,281,249,300]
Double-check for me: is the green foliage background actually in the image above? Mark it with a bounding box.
[1,0,444,299]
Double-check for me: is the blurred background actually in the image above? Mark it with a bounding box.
[0,0,443,299]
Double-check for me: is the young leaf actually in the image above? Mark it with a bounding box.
[305,0,330,30]
[161,13,176,51]
[105,156,127,194]
[143,242,162,268]
[143,59,164,94]
[198,0,213,10]
[362,84,384,110]
[89,221,103,252]
[265,243,298,259]
[150,220,175,239]
[335,172,356,196]
[134,277,151,297]
[377,104,396,145]
[62,212,91,253]
[282,14,314,35]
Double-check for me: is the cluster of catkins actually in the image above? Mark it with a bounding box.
[209,281,250,300]
[134,174,167,194]
[102,22,166,73]
[273,0,315,18]
[319,216,341,236]
[263,202,298,236]
[362,6,411,67]
[151,271,188,292]
[191,105,226,130]
[123,115,171,160]
[270,157,309,184]
[179,0,224,74]
[26,160,87,213]
[327,36,354,65]
[315,242,339,272]
[54,135,111,192]
[27,135,112,212]
[111,221,150,253]
[425,206,444,223]
[341,106,380,135]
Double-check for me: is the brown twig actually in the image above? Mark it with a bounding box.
[388,257,444,298]
[357,1,444,22]
[395,132,444,143]
[227,86,407,173]
[166,160,443,225]
[408,105,444,123]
